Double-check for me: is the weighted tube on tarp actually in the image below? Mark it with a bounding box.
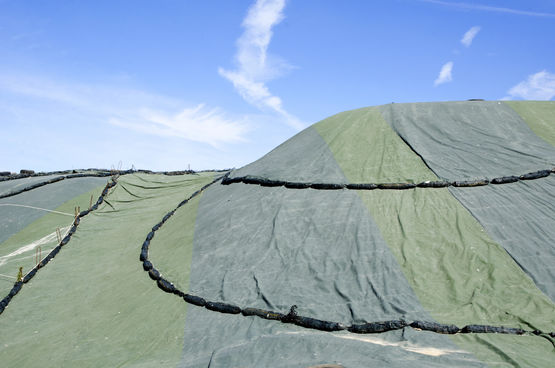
[242,176,262,185]
[173,289,185,297]
[50,245,61,257]
[183,294,206,307]
[452,179,489,187]
[177,199,189,208]
[461,324,525,334]
[417,181,449,188]
[241,307,284,320]
[162,212,173,223]
[310,183,345,190]
[410,321,459,334]
[140,241,149,261]
[23,268,37,283]
[284,182,311,189]
[148,268,161,281]
[152,223,162,232]
[258,178,286,187]
[294,316,346,332]
[146,231,154,241]
[60,235,71,246]
[157,278,175,293]
[349,320,407,333]
[205,301,241,314]
[378,183,416,190]
[73,217,80,225]
[491,176,519,184]
[346,183,378,190]
[8,282,23,299]
[519,170,551,180]
[79,209,90,217]
[68,225,77,235]
[142,260,153,271]
[221,176,241,185]
[0,296,10,308]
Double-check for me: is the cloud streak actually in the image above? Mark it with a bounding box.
[461,26,480,47]
[505,70,555,100]
[419,0,555,18]
[219,0,304,130]
[0,73,249,147]
[434,61,454,86]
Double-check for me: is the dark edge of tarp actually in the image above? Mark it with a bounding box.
[0,174,120,316]
[140,172,555,339]
[221,169,554,190]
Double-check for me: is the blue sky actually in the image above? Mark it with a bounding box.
[1,0,554,172]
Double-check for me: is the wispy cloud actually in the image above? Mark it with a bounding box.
[505,70,555,100]
[434,61,454,86]
[461,26,480,47]
[419,0,555,18]
[0,73,249,146]
[219,0,305,130]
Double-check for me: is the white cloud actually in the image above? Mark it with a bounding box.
[506,70,555,100]
[0,73,249,146]
[434,61,454,86]
[419,0,555,18]
[461,26,480,47]
[219,0,305,131]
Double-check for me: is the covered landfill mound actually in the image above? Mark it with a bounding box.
[0,100,554,367]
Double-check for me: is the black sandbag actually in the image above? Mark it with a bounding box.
[241,307,284,320]
[346,183,378,190]
[173,289,185,297]
[461,324,524,334]
[142,260,153,271]
[417,181,449,188]
[60,235,71,246]
[148,268,160,281]
[242,176,262,185]
[146,231,154,241]
[294,316,346,332]
[410,320,459,334]
[491,176,519,184]
[50,245,61,257]
[79,209,90,217]
[139,248,148,262]
[157,278,175,293]
[90,204,99,211]
[178,199,189,207]
[0,305,4,314]
[184,294,206,307]
[519,170,551,180]
[152,223,162,232]
[162,212,173,223]
[23,268,37,283]
[258,178,286,187]
[190,190,201,198]
[8,282,23,298]
[452,179,489,187]
[68,225,77,235]
[378,183,416,190]
[73,217,80,225]
[284,182,311,189]
[281,305,299,323]
[96,197,103,206]
[1,296,10,307]
[310,183,345,190]
[0,171,10,176]
[349,320,407,334]
[205,301,241,314]
[221,176,240,185]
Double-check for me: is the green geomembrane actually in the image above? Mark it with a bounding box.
[317,105,555,366]
[504,100,555,147]
[313,107,437,183]
[0,181,106,296]
[0,173,214,368]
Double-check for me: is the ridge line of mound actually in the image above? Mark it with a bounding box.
[139,172,555,341]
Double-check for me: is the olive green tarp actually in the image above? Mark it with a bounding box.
[0,101,554,367]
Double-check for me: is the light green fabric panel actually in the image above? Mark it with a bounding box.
[0,173,214,368]
[0,182,106,296]
[504,100,555,147]
[313,107,437,183]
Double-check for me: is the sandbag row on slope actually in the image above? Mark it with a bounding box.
[0,177,119,316]
[140,172,554,338]
[221,169,554,190]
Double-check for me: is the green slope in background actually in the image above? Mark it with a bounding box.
[0,173,214,368]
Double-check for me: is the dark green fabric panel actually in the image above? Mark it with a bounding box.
[504,101,555,147]
[379,101,555,180]
[449,177,555,301]
[230,126,347,183]
[179,182,482,367]
[0,175,62,197]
